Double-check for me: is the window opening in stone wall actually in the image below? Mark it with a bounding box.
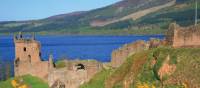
[28,55,31,63]
[15,58,20,67]
[23,47,26,52]
[76,63,85,70]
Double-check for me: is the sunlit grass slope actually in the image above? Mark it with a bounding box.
[81,47,200,88]
[0,75,49,88]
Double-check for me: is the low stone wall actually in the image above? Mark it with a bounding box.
[15,61,49,81]
[48,60,103,88]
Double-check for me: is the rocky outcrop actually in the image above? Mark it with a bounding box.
[158,55,176,81]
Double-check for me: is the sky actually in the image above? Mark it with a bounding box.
[0,0,120,21]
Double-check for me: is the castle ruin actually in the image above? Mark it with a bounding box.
[14,33,48,80]
[166,23,200,48]
[13,23,200,87]
[111,23,200,68]
[14,33,102,88]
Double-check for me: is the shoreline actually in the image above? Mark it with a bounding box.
[0,33,164,36]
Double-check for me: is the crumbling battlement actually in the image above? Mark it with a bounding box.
[166,23,200,48]
[111,40,149,68]
[111,37,168,68]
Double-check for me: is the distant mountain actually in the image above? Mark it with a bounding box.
[0,0,199,35]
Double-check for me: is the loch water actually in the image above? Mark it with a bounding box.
[0,35,164,62]
[0,35,164,80]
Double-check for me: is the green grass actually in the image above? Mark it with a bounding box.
[80,69,112,88]
[55,60,66,68]
[0,75,49,88]
[137,1,200,27]
[80,47,200,88]
[22,75,49,88]
[0,79,13,88]
[135,47,200,87]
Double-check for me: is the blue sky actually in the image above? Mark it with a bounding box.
[0,0,120,21]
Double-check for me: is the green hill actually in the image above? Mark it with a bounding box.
[80,47,200,88]
[0,0,199,35]
[102,0,200,34]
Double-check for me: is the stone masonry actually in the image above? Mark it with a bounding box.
[111,40,149,68]
[14,33,49,80]
[48,58,102,88]
[166,23,200,48]
[14,33,102,88]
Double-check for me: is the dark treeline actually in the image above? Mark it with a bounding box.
[0,60,14,81]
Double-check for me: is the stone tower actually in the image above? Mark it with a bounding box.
[14,33,49,79]
[14,32,41,63]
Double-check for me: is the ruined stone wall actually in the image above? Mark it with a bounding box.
[86,62,102,80]
[15,61,49,80]
[48,68,87,88]
[111,40,148,68]
[166,23,200,48]
[13,34,103,88]
[48,60,102,88]
[65,60,102,79]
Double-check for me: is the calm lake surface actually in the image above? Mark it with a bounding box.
[0,35,164,79]
[0,35,164,62]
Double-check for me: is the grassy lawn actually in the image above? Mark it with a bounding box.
[0,75,49,88]
[80,69,112,88]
